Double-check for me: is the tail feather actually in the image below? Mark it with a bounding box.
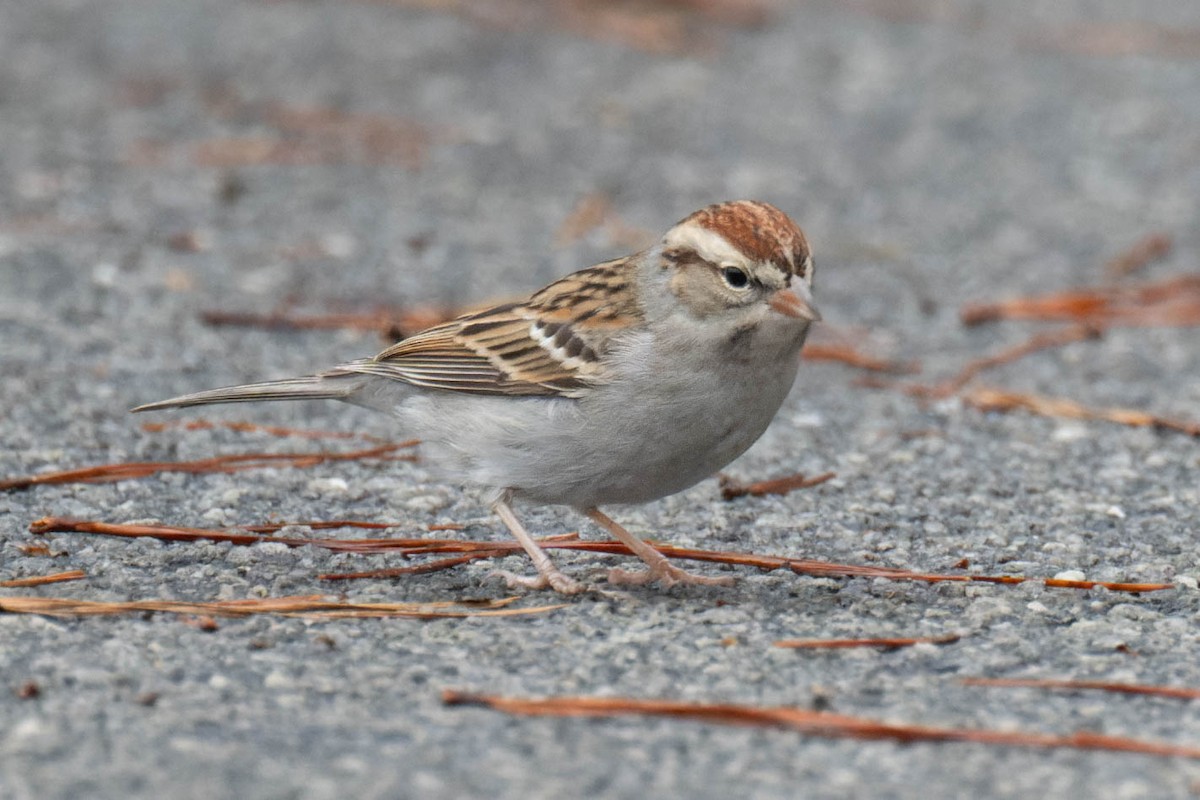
[132,374,362,412]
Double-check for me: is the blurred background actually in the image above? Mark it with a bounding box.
[3,2,1200,798]
[4,0,1198,338]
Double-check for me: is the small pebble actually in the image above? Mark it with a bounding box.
[1053,570,1087,582]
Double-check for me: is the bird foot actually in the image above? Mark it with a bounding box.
[607,562,735,589]
[488,568,588,595]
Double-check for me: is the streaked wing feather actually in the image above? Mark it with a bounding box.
[338,257,642,398]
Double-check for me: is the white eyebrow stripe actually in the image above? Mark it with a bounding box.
[662,222,747,266]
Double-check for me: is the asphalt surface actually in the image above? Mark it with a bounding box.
[2,1,1200,798]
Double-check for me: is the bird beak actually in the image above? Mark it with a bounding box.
[768,285,821,322]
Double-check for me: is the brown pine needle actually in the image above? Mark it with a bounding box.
[0,442,418,491]
[1104,232,1172,279]
[0,570,87,588]
[802,343,919,374]
[158,106,430,170]
[199,306,454,339]
[1031,21,1200,60]
[29,516,1172,594]
[555,192,613,247]
[860,326,1200,437]
[718,471,837,500]
[963,386,1200,437]
[140,418,388,442]
[0,594,563,620]
[775,634,962,650]
[442,691,1200,759]
[900,325,1103,400]
[18,543,61,557]
[382,0,775,56]
[319,534,582,581]
[204,308,406,333]
[29,517,413,552]
[960,273,1200,327]
[320,552,507,581]
[240,519,399,534]
[962,677,1200,701]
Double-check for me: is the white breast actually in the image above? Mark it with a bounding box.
[399,317,810,509]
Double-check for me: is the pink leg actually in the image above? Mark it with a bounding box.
[582,507,735,589]
[490,497,586,595]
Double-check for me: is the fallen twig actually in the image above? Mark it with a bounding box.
[0,595,562,620]
[0,570,87,588]
[962,677,1200,701]
[801,343,919,374]
[718,471,836,500]
[319,534,581,581]
[960,274,1200,328]
[164,103,431,169]
[29,517,407,552]
[384,0,775,56]
[0,442,418,491]
[1104,232,1172,279]
[962,386,1200,437]
[890,325,1103,400]
[139,419,387,443]
[29,517,1172,593]
[1030,21,1200,60]
[16,543,62,557]
[442,690,1200,759]
[859,325,1200,437]
[775,634,962,650]
[556,192,614,247]
[322,552,508,581]
[241,519,398,533]
[199,305,454,340]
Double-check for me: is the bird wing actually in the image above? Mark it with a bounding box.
[334,257,643,398]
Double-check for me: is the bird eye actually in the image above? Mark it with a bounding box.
[721,267,750,290]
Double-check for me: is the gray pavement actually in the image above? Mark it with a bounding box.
[2,1,1200,797]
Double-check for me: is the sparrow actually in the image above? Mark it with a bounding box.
[135,200,820,594]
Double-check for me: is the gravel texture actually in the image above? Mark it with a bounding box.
[2,1,1200,798]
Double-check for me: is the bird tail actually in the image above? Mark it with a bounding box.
[131,374,364,412]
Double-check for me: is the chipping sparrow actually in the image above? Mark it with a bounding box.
[135,200,820,594]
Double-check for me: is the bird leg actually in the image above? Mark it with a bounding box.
[581,507,735,588]
[490,496,587,595]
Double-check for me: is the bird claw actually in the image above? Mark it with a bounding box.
[607,563,735,589]
[488,568,588,595]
